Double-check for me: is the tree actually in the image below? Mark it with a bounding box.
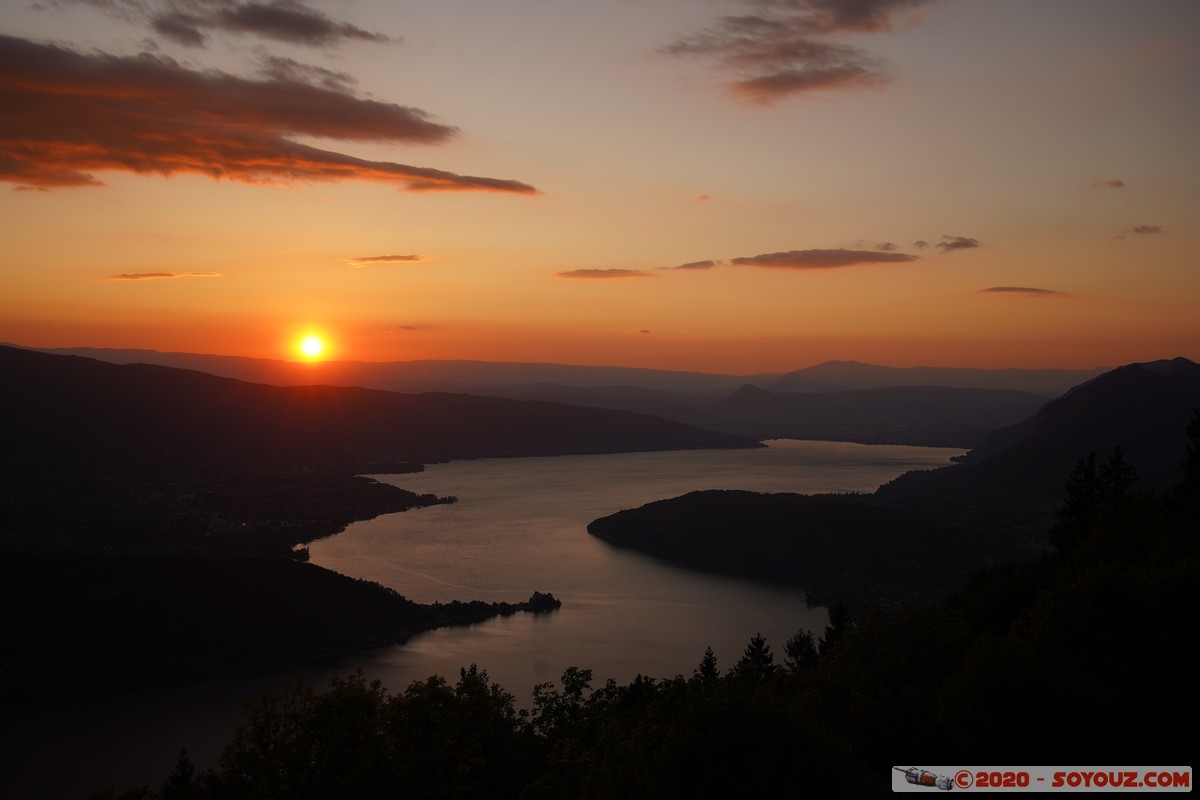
[734,633,776,683]
[819,601,850,657]
[784,629,819,673]
[1099,445,1138,502]
[159,748,198,799]
[1179,409,1200,495]
[695,645,720,682]
[1052,452,1099,553]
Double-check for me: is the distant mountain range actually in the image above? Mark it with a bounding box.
[10,344,1111,447]
[0,345,755,469]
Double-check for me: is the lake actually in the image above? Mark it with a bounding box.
[1,439,960,798]
[308,439,963,700]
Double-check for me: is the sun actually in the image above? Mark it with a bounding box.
[298,334,325,360]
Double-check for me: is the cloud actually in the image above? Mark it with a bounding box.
[731,248,918,269]
[672,260,722,270]
[347,254,425,268]
[663,0,936,104]
[105,271,222,280]
[1089,178,1125,189]
[1113,224,1164,239]
[979,286,1068,297]
[556,269,655,279]
[913,239,929,249]
[0,35,537,194]
[69,0,393,48]
[257,55,355,91]
[876,241,898,252]
[935,235,981,253]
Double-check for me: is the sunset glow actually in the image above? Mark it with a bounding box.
[0,2,1196,372]
[299,335,325,360]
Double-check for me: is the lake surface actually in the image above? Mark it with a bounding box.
[1,440,960,798]
[308,439,963,703]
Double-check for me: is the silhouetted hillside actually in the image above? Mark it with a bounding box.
[0,345,758,469]
[878,357,1200,513]
[771,359,1105,396]
[17,344,1113,447]
[715,383,1047,447]
[591,358,1200,607]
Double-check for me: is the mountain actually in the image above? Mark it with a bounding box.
[13,345,1112,448]
[771,360,1106,396]
[19,345,777,396]
[715,383,1048,447]
[0,345,758,468]
[929,356,1200,494]
[589,358,1200,607]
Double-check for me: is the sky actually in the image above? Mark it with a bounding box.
[2,0,1198,373]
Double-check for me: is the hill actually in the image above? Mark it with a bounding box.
[714,383,1047,447]
[589,358,1200,607]
[14,344,1111,447]
[771,359,1105,395]
[0,345,757,469]
[0,345,747,695]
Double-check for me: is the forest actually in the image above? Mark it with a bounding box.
[89,413,1200,799]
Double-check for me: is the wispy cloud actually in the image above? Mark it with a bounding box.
[67,0,393,48]
[731,248,918,269]
[935,235,981,253]
[663,0,937,105]
[105,271,222,280]
[1089,178,1125,189]
[1114,224,1164,239]
[347,254,425,268]
[671,260,723,270]
[876,241,898,252]
[0,35,538,194]
[556,269,655,279]
[979,286,1069,297]
[913,239,930,249]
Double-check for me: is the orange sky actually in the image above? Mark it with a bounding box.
[2,1,1198,373]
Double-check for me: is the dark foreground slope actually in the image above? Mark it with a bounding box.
[590,358,1200,608]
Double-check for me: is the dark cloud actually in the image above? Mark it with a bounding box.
[913,239,929,249]
[258,54,355,91]
[672,259,722,270]
[751,0,936,33]
[935,235,980,253]
[979,286,1068,297]
[0,35,538,193]
[876,241,898,251]
[556,269,655,279]
[106,270,222,280]
[347,254,425,268]
[1089,178,1125,189]
[70,0,393,48]
[663,0,936,104]
[731,248,918,269]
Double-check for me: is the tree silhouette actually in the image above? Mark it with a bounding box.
[695,646,720,682]
[734,633,776,683]
[784,629,819,673]
[819,601,850,657]
[1099,445,1138,502]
